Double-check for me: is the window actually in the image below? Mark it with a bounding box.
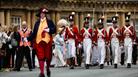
[11,16,21,26]
[130,19,138,35]
[134,19,138,32]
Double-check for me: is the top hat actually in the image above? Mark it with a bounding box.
[112,16,118,23]
[98,18,104,25]
[125,12,131,22]
[68,15,74,22]
[84,14,91,23]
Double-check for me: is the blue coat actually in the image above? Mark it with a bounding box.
[29,18,56,41]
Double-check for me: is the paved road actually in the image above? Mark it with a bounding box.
[0,65,138,77]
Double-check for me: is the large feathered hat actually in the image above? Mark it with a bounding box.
[57,19,68,33]
[57,19,68,27]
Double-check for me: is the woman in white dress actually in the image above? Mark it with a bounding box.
[53,19,68,67]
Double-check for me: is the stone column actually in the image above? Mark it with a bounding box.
[27,11,31,28]
[79,12,84,29]
[0,10,5,26]
[104,13,107,28]
[51,11,56,24]
[120,12,125,27]
[6,10,10,26]
[94,13,97,28]
[56,11,60,28]
[31,11,36,29]
[75,12,79,28]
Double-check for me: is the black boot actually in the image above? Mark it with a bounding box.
[85,64,89,69]
[13,68,20,71]
[114,64,117,68]
[47,71,51,77]
[39,73,45,77]
[127,63,131,68]
[100,64,104,69]
[107,62,110,66]
[120,53,125,65]
[69,57,74,69]
[110,60,113,65]
[70,66,74,69]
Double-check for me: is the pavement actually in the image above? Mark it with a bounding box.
[0,64,138,77]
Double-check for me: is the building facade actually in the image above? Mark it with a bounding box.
[0,0,138,32]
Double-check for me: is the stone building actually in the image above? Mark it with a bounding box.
[0,0,138,32]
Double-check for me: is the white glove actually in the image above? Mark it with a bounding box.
[133,41,136,44]
[120,45,124,49]
[9,44,12,49]
[8,37,11,40]
[44,28,50,32]
[24,38,28,42]
[78,43,82,48]
[65,41,69,44]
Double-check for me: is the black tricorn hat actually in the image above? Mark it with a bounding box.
[36,8,48,17]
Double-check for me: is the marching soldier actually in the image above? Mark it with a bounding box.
[80,14,93,69]
[121,12,136,68]
[109,16,121,68]
[65,13,79,69]
[93,17,108,69]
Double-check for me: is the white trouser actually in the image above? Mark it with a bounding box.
[111,37,120,64]
[83,38,92,64]
[54,45,66,66]
[97,38,105,64]
[124,37,132,64]
[68,39,76,58]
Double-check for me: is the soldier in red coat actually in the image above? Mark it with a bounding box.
[108,16,121,68]
[93,17,108,69]
[65,13,79,69]
[121,12,136,68]
[80,14,93,69]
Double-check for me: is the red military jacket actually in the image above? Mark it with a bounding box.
[93,28,108,44]
[65,25,80,46]
[80,28,93,41]
[108,26,121,42]
[121,25,136,42]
